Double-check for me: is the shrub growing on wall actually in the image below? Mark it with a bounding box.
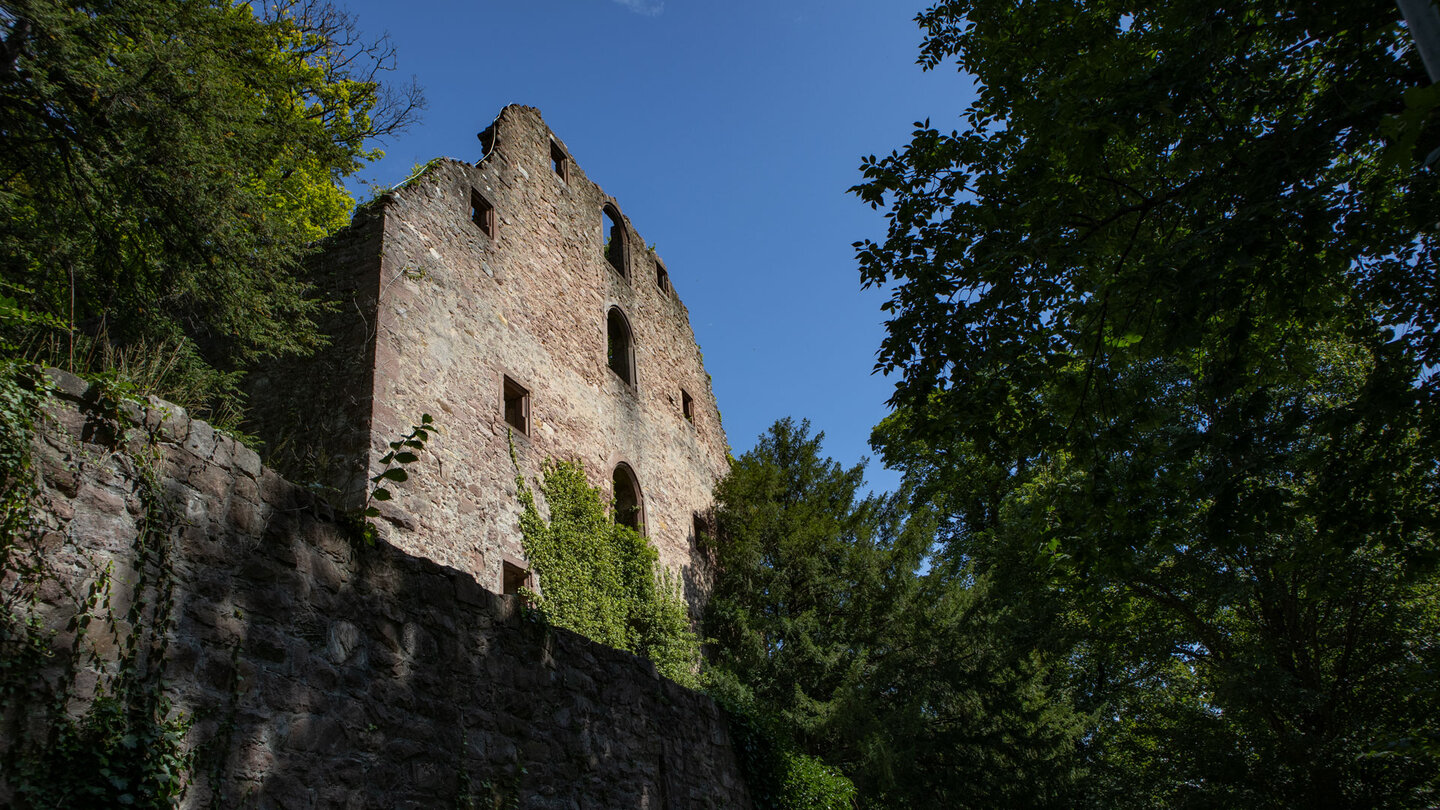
[515,460,700,687]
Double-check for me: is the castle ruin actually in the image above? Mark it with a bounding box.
[5,106,753,807]
[246,105,730,606]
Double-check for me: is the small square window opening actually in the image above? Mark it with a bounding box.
[503,376,530,434]
[502,560,530,595]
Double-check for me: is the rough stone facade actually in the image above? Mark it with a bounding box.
[6,371,750,808]
[247,105,730,606]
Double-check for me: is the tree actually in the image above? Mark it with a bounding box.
[0,0,421,423]
[707,419,1086,808]
[854,2,1440,806]
[707,419,921,751]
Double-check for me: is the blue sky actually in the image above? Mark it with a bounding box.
[336,0,975,492]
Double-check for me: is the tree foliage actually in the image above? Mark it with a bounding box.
[0,0,421,423]
[853,1,1440,806]
[707,419,1085,808]
[707,419,922,751]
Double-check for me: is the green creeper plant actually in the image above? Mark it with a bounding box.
[357,413,436,544]
[0,365,194,808]
[513,457,700,687]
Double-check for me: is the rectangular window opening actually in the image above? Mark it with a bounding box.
[681,389,694,422]
[656,263,671,294]
[470,189,495,237]
[502,560,530,596]
[550,140,569,182]
[503,376,530,434]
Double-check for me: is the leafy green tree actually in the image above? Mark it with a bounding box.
[0,0,420,422]
[854,2,1440,806]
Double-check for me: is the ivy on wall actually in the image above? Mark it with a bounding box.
[0,365,194,808]
[514,459,700,687]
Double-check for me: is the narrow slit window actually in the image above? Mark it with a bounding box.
[503,376,530,434]
[681,389,694,422]
[607,307,634,385]
[656,262,670,294]
[550,139,569,182]
[602,204,627,277]
[470,189,495,237]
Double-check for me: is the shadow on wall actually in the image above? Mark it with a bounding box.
[0,371,750,809]
[682,511,719,614]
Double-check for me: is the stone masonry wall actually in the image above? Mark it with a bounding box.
[242,206,384,506]
[355,106,730,604]
[5,371,750,809]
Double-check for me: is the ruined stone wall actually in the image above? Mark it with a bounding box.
[7,372,750,809]
[359,106,730,602]
[242,206,385,506]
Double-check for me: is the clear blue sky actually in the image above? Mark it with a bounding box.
[336,0,975,492]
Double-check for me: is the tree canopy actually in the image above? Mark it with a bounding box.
[851,1,1440,806]
[0,0,420,423]
[706,419,1086,808]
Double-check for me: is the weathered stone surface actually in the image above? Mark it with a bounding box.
[245,105,728,608]
[6,386,751,809]
[43,367,89,400]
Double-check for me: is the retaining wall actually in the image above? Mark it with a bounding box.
[3,370,750,809]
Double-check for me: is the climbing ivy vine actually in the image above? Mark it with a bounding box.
[514,458,700,687]
[0,365,194,808]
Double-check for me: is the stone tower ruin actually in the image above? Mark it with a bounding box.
[245,105,730,606]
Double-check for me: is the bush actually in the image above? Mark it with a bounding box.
[706,671,857,810]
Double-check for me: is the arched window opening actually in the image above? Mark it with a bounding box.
[613,463,643,532]
[607,307,634,385]
[602,204,627,277]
